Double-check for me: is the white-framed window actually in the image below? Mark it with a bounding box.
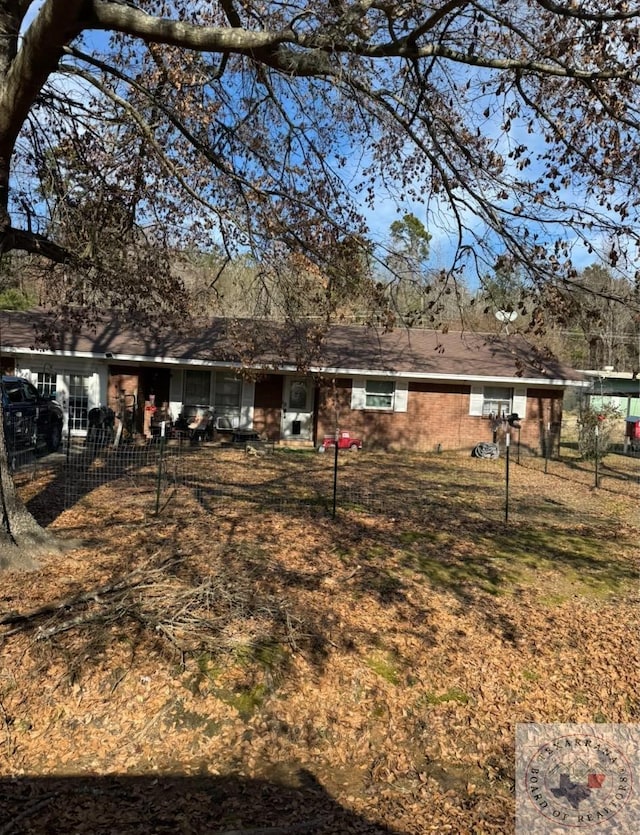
[365,380,395,409]
[469,385,527,418]
[481,386,513,418]
[351,378,408,412]
[36,371,56,397]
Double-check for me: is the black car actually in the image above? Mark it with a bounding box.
[1,375,64,456]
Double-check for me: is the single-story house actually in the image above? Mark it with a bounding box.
[0,311,587,453]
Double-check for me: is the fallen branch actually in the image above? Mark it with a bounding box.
[0,553,179,632]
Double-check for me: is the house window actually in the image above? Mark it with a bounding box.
[214,372,242,414]
[482,386,513,418]
[365,380,395,409]
[184,370,211,404]
[37,371,56,397]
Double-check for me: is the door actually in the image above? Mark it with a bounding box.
[53,372,98,436]
[281,377,314,441]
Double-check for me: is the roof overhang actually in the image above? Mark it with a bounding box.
[7,345,587,388]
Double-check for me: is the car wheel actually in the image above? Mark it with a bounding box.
[349,443,359,451]
[317,444,327,453]
[47,421,62,452]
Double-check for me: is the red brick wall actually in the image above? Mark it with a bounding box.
[317,379,565,453]
[253,375,283,440]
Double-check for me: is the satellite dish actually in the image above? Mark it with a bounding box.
[495,310,518,323]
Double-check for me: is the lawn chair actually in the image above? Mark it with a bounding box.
[188,408,213,444]
[175,404,214,445]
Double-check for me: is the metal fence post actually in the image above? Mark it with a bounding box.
[154,422,166,515]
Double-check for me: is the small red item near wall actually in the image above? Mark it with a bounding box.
[625,417,640,440]
[318,431,363,452]
[143,401,157,437]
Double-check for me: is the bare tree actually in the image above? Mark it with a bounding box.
[543,264,640,370]
[2,1,640,563]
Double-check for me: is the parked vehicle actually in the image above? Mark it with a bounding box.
[318,431,363,452]
[1,375,64,456]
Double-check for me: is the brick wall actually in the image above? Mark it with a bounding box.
[317,379,565,454]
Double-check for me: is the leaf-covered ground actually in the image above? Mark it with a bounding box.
[0,448,638,833]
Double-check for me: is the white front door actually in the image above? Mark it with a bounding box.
[281,377,314,441]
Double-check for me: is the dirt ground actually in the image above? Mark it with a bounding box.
[0,448,638,833]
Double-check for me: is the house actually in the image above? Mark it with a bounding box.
[583,371,640,419]
[0,311,587,454]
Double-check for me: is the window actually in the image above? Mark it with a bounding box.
[184,370,211,404]
[22,381,39,402]
[37,372,56,397]
[4,380,24,403]
[469,385,527,419]
[481,386,512,418]
[214,372,242,413]
[287,379,308,411]
[351,378,408,412]
[365,380,395,409]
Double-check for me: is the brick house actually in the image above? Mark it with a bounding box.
[0,311,585,454]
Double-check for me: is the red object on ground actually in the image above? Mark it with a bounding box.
[319,431,363,452]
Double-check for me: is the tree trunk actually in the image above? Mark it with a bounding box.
[0,402,62,571]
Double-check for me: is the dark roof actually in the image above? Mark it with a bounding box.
[317,325,581,381]
[0,310,584,383]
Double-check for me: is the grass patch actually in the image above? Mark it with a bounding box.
[217,684,268,720]
[396,522,636,602]
[364,653,401,685]
[419,687,470,706]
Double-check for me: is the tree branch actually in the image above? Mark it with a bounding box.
[0,225,73,262]
[87,1,294,52]
[0,0,85,147]
[85,1,637,81]
[533,0,640,22]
